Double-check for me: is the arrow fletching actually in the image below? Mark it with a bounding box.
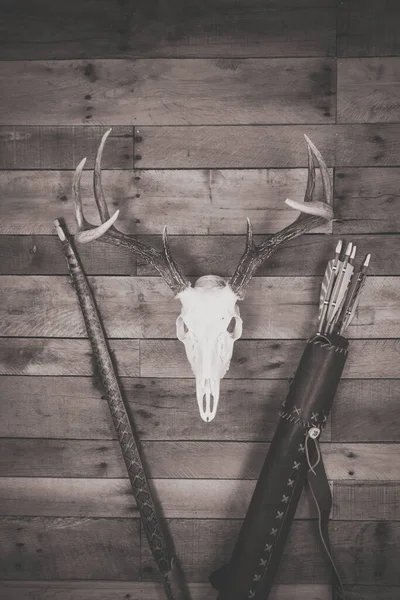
[319,259,334,316]
[317,244,370,336]
[325,242,353,329]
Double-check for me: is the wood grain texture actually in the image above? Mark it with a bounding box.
[333,380,400,442]
[3,125,400,169]
[141,519,400,583]
[0,581,333,600]
[135,124,400,168]
[338,0,400,57]
[2,478,398,522]
[0,477,319,520]
[0,517,398,584]
[0,168,332,235]
[0,376,332,442]
[329,521,400,585]
[0,58,336,126]
[4,164,400,238]
[333,483,400,521]
[1,3,400,592]
[335,168,400,234]
[0,236,137,276]
[0,126,134,170]
[0,339,140,376]
[3,375,399,443]
[2,582,399,600]
[138,232,396,275]
[2,233,400,277]
[0,517,140,580]
[0,440,398,480]
[0,0,336,59]
[338,58,400,123]
[1,338,400,378]
[2,275,397,339]
[140,339,400,379]
[344,586,400,600]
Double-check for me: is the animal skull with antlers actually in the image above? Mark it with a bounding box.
[73,130,333,421]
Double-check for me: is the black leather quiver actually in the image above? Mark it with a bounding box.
[210,333,349,600]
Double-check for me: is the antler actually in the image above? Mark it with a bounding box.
[72,129,190,296]
[228,135,333,299]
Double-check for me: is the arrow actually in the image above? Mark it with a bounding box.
[317,240,342,334]
[340,253,371,334]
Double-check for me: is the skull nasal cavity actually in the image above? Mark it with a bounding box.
[227,317,236,334]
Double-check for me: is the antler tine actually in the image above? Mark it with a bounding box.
[73,139,120,244]
[304,140,316,203]
[94,128,112,223]
[229,136,333,299]
[72,129,190,297]
[73,156,88,231]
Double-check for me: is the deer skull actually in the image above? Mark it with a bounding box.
[72,130,333,422]
[176,276,243,421]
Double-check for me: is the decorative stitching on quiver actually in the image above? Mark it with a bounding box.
[246,439,308,598]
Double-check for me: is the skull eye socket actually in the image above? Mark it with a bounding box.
[226,314,243,340]
[176,315,189,341]
[227,317,237,334]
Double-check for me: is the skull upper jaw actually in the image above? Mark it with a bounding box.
[196,377,220,422]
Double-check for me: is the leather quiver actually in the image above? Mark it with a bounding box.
[210,333,349,600]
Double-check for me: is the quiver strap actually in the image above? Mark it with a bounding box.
[210,333,348,600]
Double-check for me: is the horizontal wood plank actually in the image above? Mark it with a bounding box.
[333,483,400,521]
[0,0,126,61]
[135,124,400,168]
[0,58,336,126]
[328,521,400,585]
[335,168,400,234]
[0,1,336,60]
[0,236,137,276]
[338,0,400,57]
[0,477,319,520]
[343,586,400,600]
[4,375,399,443]
[140,339,400,379]
[338,58,400,123]
[0,516,140,580]
[3,125,400,169]
[0,376,331,442]
[0,339,140,377]
[138,233,398,277]
[0,517,398,584]
[2,233,400,276]
[4,166,400,240]
[332,380,400,442]
[1,338,399,378]
[0,581,334,600]
[1,276,397,339]
[141,519,400,583]
[0,168,332,235]
[3,583,394,600]
[0,440,398,480]
[4,166,400,237]
[9,374,400,443]
[0,126,134,170]
[3,478,398,522]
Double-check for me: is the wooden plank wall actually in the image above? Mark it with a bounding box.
[1,1,400,599]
